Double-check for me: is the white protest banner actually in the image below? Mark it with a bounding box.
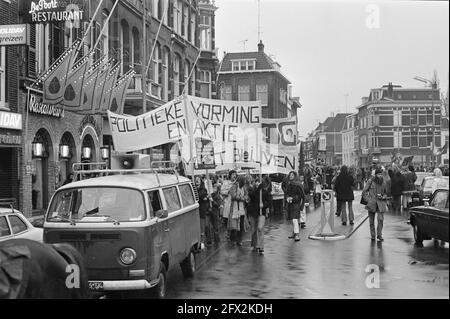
[243,116,299,175]
[107,97,187,152]
[184,95,262,170]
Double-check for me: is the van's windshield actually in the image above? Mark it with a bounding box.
[47,187,146,223]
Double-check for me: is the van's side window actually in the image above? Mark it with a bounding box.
[148,190,162,218]
[162,187,181,213]
[179,184,195,207]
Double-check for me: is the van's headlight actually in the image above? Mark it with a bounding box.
[119,248,136,265]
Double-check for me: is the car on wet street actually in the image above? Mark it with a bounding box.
[409,188,449,245]
[411,176,449,207]
[0,207,43,243]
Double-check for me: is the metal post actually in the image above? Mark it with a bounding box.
[142,0,147,114]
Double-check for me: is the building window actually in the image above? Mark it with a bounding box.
[200,15,211,50]
[0,47,6,108]
[190,66,196,95]
[410,109,418,125]
[256,84,268,106]
[221,84,232,100]
[231,60,256,72]
[152,0,159,18]
[238,84,250,101]
[183,6,188,39]
[173,54,181,97]
[198,70,211,98]
[411,130,418,147]
[120,20,130,74]
[162,47,169,101]
[173,0,182,35]
[184,61,190,94]
[132,27,140,72]
[190,13,196,44]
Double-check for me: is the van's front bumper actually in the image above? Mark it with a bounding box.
[89,279,159,291]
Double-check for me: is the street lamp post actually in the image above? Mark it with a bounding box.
[413,76,437,167]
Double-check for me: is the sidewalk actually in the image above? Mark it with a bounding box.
[308,190,368,240]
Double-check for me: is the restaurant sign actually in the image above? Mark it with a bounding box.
[22,0,88,25]
[29,94,65,118]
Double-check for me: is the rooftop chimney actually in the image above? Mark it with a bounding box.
[258,40,264,53]
[361,97,369,104]
[387,82,394,97]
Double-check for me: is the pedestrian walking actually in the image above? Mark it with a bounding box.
[334,165,355,225]
[247,175,272,255]
[228,175,249,247]
[195,176,210,245]
[402,166,417,211]
[298,175,307,228]
[221,170,237,239]
[332,168,342,217]
[209,181,223,245]
[390,168,404,213]
[362,167,389,241]
[285,171,305,242]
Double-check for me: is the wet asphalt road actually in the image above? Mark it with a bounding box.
[165,196,449,299]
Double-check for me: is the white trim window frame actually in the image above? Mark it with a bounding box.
[0,47,6,109]
[221,84,232,100]
[173,54,180,97]
[238,84,250,101]
[198,70,211,98]
[256,83,268,107]
[231,59,256,72]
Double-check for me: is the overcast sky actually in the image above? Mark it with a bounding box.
[214,0,449,137]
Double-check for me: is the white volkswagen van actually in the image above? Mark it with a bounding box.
[43,165,201,298]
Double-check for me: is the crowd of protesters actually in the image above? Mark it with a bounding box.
[192,162,448,249]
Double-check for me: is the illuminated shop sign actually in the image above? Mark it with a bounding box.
[0,111,22,130]
[22,0,88,25]
[0,24,27,46]
[28,94,65,118]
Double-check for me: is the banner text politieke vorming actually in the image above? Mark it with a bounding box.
[108,96,299,174]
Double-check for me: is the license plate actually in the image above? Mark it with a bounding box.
[89,281,104,291]
[413,198,419,202]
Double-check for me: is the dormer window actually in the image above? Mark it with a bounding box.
[231,59,256,72]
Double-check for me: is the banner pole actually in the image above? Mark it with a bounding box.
[181,49,201,96]
[92,0,120,51]
[182,95,195,180]
[77,0,108,53]
[144,0,170,77]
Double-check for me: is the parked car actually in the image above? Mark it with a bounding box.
[409,188,449,245]
[412,176,449,206]
[43,168,201,298]
[0,208,43,242]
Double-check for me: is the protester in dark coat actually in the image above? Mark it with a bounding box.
[334,165,355,225]
[402,166,417,210]
[390,169,404,213]
[247,176,272,254]
[195,176,210,245]
[285,171,304,242]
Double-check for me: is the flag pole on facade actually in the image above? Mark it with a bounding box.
[92,0,120,51]
[181,49,202,96]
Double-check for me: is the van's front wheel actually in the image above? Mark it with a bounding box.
[152,262,167,298]
[180,250,196,278]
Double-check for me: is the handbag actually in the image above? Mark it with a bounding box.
[360,179,373,205]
